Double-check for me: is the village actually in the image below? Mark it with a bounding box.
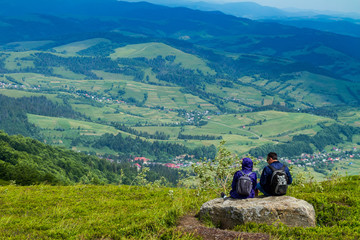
[278,147,358,168]
[129,146,359,174]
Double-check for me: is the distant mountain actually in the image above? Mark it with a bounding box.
[124,0,360,37]
[1,0,359,82]
[264,16,360,38]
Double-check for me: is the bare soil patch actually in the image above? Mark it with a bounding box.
[177,214,270,240]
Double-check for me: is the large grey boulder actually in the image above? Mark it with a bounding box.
[199,196,316,229]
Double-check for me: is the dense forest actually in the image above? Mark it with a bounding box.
[0,131,188,186]
[0,130,123,185]
[0,94,81,138]
[0,94,40,137]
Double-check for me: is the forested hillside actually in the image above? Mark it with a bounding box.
[0,130,191,186]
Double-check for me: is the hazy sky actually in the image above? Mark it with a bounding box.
[197,0,360,13]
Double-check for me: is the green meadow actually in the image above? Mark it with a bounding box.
[0,40,53,51]
[110,42,215,74]
[53,38,111,55]
[1,175,359,239]
[27,114,121,136]
[0,184,210,240]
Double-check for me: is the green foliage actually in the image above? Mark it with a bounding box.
[192,141,241,195]
[0,93,82,138]
[0,185,211,239]
[0,130,126,185]
[93,132,217,161]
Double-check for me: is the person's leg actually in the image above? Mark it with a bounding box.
[256,183,270,196]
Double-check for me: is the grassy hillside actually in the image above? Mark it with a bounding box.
[53,38,111,55]
[0,175,359,239]
[0,184,210,239]
[111,42,215,74]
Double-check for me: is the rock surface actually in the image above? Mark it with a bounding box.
[199,196,316,229]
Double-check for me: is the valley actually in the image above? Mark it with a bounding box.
[0,1,360,239]
[0,0,360,183]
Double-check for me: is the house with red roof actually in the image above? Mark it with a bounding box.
[133,157,150,164]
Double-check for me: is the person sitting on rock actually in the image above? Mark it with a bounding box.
[225,157,257,199]
[257,152,292,196]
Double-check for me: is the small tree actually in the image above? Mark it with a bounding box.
[192,141,241,195]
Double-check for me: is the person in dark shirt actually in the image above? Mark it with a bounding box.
[229,157,258,199]
[257,152,292,196]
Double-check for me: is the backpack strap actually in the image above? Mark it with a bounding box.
[268,164,286,172]
[268,164,276,172]
[240,170,252,177]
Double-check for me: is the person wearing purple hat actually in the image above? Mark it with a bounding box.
[228,157,258,199]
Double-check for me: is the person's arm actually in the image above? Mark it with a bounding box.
[251,172,258,197]
[260,167,268,187]
[251,172,257,190]
[285,167,293,184]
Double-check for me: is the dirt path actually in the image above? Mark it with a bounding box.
[177,214,270,240]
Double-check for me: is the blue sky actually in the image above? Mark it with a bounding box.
[195,0,360,13]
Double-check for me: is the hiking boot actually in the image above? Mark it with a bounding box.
[220,192,226,198]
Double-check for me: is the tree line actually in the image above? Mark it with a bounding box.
[0,94,82,138]
[178,133,222,140]
[112,123,170,140]
[92,133,217,161]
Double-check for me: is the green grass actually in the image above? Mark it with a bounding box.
[11,71,217,112]
[0,89,63,104]
[52,67,87,80]
[337,108,360,127]
[27,114,120,136]
[52,38,110,55]
[0,185,209,239]
[27,114,125,149]
[3,51,36,70]
[131,111,336,154]
[0,40,53,51]
[234,175,360,239]
[110,42,215,74]
[206,82,277,107]
[1,176,359,239]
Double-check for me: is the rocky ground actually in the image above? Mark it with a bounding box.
[177,214,270,240]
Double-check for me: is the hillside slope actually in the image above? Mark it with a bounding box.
[0,175,359,239]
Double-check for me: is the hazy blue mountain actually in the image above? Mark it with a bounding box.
[0,0,359,82]
[264,16,360,38]
[123,0,360,38]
